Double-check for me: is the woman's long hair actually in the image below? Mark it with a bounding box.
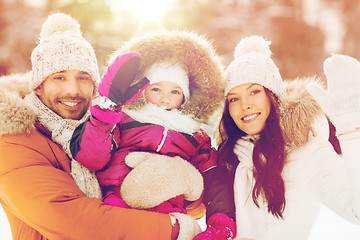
[218,88,287,218]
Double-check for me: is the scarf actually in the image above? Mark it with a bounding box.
[233,136,267,239]
[26,92,102,199]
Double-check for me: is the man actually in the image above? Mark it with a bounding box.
[0,13,199,240]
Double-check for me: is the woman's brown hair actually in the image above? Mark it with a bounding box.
[218,88,286,218]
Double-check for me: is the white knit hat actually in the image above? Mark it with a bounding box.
[30,13,100,91]
[225,35,285,98]
[144,62,190,101]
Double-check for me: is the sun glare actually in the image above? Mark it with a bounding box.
[107,0,176,22]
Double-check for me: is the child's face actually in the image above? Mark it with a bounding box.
[144,81,184,110]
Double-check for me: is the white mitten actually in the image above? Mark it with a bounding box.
[307,54,360,135]
[121,153,204,208]
[125,151,155,168]
[170,212,202,240]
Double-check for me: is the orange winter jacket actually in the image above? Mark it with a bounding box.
[0,129,173,240]
[0,73,173,240]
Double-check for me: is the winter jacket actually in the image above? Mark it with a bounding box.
[71,103,217,209]
[207,78,360,240]
[0,73,174,240]
[71,30,225,215]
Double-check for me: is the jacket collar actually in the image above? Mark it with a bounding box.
[280,77,324,152]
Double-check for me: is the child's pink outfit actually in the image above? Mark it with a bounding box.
[70,30,226,216]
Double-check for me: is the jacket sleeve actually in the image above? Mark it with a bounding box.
[191,130,236,221]
[307,130,360,225]
[203,164,236,221]
[0,132,173,240]
[70,115,119,170]
[190,129,217,173]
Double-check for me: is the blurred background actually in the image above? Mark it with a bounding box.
[1,0,360,81]
[1,0,360,239]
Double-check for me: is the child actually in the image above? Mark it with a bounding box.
[70,30,225,219]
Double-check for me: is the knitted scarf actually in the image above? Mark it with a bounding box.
[26,92,102,199]
[233,136,267,239]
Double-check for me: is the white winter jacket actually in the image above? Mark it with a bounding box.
[234,79,360,240]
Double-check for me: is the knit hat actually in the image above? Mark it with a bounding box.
[30,13,100,91]
[144,62,190,101]
[225,35,285,98]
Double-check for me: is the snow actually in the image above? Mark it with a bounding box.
[1,204,359,239]
[0,207,11,240]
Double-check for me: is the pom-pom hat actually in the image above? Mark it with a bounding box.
[30,13,100,90]
[225,35,285,98]
[145,62,190,101]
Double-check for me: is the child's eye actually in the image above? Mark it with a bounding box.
[151,87,160,92]
[171,90,180,94]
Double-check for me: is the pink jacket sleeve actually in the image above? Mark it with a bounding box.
[190,129,217,173]
[70,115,119,170]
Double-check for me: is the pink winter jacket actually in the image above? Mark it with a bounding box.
[70,110,217,201]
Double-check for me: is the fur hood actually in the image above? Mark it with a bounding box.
[0,72,36,136]
[111,30,226,127]
[280,77,324,152]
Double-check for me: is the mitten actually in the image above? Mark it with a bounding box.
[307,54,360,135]
[98,52,149,106]
[170,212,202,240]
[102,190,130,208]
[91,52,149,123]
[121,152,204,209]
[146,195,187,214]
[193,213,236,240]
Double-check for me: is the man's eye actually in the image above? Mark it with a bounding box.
[79,76,91,81]
[53,76,65,80]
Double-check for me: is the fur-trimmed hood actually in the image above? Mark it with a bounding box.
[0,72,36,136]
[111,30,226,127]
[280,77,324,152]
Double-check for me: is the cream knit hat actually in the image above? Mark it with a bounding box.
[144,62,190,101]
[30,13,100,90]
[225,35,285,98]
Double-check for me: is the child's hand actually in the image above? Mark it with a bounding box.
[98,52,149,107]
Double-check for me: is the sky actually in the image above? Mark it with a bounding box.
[1,203,360,239]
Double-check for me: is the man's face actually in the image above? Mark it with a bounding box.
[35,70,95,120]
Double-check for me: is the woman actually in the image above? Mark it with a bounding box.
[199,35,360,240]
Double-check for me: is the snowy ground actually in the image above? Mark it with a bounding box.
[1,204,360,239]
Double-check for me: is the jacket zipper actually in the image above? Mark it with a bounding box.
[156,127,168,152]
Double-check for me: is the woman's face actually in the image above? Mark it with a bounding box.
[227,83,271,135]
